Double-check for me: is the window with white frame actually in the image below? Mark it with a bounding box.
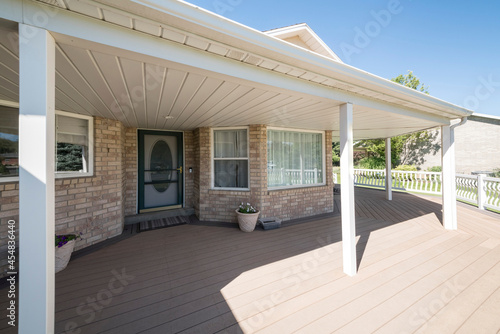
[213,128,248,189]
[267,129,324,188]
[0,108,94,182]
[55,111,93,177]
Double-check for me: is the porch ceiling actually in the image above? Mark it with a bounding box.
[0,7,464,139]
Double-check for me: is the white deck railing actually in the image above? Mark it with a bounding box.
[268,168,322,186]
[353,169,442,194]
[343,169,500,212]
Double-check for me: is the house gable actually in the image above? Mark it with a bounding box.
[264,23,343,62]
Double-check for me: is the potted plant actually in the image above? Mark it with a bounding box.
[55,233,82,273]
[235,202,260,232]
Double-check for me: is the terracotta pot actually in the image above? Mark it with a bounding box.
[235,210,260,232]
[55,239,76,273]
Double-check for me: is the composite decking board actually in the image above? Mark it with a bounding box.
[326,238,498,334]
[55,219,329,290]
[55,217,352,324]
[377,245,500,334]
[54,217,346,304]
[455,284,500,334]
[73,222,444,334]
[56,215,404,313]
[252,233,473,334]
[361,197,410,223]
[59,217,430,332]
[56,217,398,332]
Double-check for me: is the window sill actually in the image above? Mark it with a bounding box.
[210,187,250,192]
[56,172,94,179]
[0,176,19,183]
[267,183,327,192]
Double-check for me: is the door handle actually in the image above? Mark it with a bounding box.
[177,166,183,174]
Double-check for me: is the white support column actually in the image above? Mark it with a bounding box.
[340,103,356,276]
[441,125,457,230]
[19,25,56,333]
[385,138,392,201]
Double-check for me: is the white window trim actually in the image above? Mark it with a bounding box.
[211,126,250,191]
[55,110,94,179]
[0,109,94,183]
[267,127,326,190]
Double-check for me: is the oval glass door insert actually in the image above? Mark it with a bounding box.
[149,140,172,192]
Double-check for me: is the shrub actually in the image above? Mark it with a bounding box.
[394,165,418,171]
[427,166,442,172]
[493,169,500,178]
[355,157,386,170]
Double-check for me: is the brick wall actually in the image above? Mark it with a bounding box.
[124,128,137,216]
[0,117,128,277]
[196,125,334,222]
[184,131,195,208]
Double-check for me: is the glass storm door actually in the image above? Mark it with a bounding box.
[138,130,183,213]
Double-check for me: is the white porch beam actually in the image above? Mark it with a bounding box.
[441,125,457,230]
[340,103,356,276]
[385,138,392,201]
[18,25,56,333]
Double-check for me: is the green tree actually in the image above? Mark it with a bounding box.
[392,71,429,94]
[56,143,84,171]
[354,71,434,168]
[332,142,340,166]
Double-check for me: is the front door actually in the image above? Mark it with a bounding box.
[138,130,183,213]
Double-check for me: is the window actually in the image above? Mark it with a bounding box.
[267,129,324,188]
[213,128,248,189]
[0,107,93,182]
[0,106,19,181]
[55,111,93,177]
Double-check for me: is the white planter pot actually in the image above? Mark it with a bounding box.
[55,239,76,273]
[236,210,260,232]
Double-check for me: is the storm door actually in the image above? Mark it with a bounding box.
[138,130,183,213]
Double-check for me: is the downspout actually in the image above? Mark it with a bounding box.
[450,117,468,130]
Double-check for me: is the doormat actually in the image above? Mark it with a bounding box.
[139,216,189,232]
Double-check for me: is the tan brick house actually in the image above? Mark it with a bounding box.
[0,0,472,330]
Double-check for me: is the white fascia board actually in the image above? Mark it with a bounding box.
[0,0,23,22]
[125,0,472,118]
[470,113,500,121]
[17,1,451,126]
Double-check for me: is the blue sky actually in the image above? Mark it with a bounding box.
[186,0,500,117]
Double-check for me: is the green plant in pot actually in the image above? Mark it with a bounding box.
[235,202,260,232]
[55,233,82,273]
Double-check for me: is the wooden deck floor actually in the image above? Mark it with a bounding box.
[1,188,500,333]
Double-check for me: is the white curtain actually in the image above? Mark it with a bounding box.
[56,114,88,146]
[267,130,323,187]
